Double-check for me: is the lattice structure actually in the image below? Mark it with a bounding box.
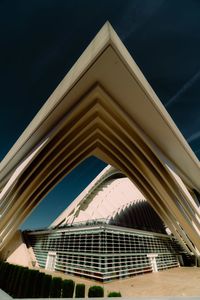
[25,224,184,281]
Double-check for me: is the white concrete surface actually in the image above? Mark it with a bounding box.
[0,22,199,262]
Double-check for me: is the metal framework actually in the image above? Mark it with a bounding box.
[25,224,183,281]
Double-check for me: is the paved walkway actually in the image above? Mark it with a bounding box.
[42,267,200,297]
[104,267,200,297]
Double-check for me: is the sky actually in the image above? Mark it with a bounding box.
[0,0,200,229]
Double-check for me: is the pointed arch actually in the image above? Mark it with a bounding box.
[0,23,200,260]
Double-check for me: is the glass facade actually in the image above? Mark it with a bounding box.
[25,224,184,281]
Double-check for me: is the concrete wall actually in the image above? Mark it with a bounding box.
[0,230,32,267]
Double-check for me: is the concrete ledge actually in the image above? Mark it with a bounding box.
[0,289,13,299]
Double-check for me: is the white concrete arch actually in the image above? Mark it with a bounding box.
[0,23,200,261]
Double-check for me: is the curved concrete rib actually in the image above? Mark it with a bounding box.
[0,23,200,260]
[52,165,166,233]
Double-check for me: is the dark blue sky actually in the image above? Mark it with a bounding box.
[0,0,199,229]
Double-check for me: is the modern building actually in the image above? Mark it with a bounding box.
[24,166,186,281]
[0,22,199,271]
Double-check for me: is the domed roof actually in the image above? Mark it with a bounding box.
[51,165,165,233]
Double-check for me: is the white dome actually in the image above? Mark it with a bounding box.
[51,165,165,233]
